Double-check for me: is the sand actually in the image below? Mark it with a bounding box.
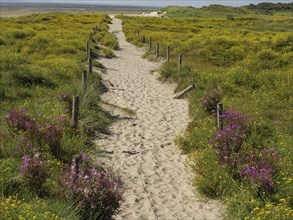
[95,18,222,220]
[140,11,166,17]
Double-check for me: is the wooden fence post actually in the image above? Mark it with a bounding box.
[72,96,79,128]
[86,41,89,53]
[167,46,170,61]
[88,49,92,73]
[82,70,87,93]
[88,58,92,73]
[178,54,183,71]
[156,43,159,58]
[149,37,152,49]
[217,103,223,130]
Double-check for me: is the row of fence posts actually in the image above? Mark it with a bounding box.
[72,24,102,128]
[73,26,224,130]
[137,30,224,130]
[137,32,183,72]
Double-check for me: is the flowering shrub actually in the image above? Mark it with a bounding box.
[211,110,251,165]
[240,148,280,190]
[41,116,67,159]
[210,109,281,191]
[4,108,37,133]
[3,108,68,159]
[61,155,124,219]
[19,152,48,196]
[200,88,222,114]
[43,119,64,145]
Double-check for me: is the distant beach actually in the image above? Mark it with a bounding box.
[0,2,159,17]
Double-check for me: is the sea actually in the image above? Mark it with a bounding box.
[2,0,292,8]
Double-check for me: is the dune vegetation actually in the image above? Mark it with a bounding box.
[117,4,293,219]
[0,13,124,219]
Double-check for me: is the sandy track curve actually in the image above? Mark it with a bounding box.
[95,18,222,220]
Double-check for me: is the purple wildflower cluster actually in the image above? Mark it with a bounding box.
[19,152,48,196]
[61,155,124,219]
[209,109,280,191]
[42,117,65,153]
[4,108,68,158]
[211,110,251,165]
[240,148,280,190]
[5,108,37,133]
[201,88,222,114]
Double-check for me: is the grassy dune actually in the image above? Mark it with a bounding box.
[117,5,293,219]
[0,13,123,219]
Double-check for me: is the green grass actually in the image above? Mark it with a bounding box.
[0,13,120,219]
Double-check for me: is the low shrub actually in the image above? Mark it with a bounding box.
[61,155,124,219]
[5,108,37,133]
[19,152,48,196]
[200,88,222,114]
[211,110,252,166]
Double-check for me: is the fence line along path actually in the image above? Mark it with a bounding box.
[95,17,222,220]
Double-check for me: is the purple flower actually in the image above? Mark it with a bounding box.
[240,164,274,189]
[20,154,31,175]
[19,152,48,196]
[4,108,37,133]
[61,155,124,219]
[239,147,280,190]
[210,109,252,165]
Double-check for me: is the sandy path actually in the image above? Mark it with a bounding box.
[95,18,222,220]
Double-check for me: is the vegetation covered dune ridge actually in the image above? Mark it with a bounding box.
[117,4,293,220]
[0,13,124,219]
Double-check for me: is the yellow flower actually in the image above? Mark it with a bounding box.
[279,198,286,203]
